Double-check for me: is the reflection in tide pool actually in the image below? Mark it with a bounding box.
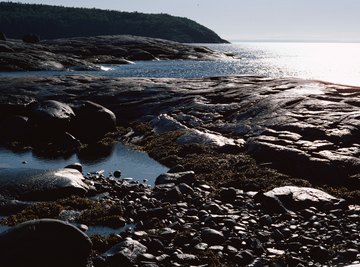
[0,143,168,184]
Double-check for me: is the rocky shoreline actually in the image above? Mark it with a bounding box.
[0,74,359,266]
[0,164,358,267]
[1,75,359,189]
[0,35,232,72]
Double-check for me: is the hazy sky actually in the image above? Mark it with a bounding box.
[11,0,360,42]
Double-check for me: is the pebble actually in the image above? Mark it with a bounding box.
[201,228,225,245]
[113,170,121,178]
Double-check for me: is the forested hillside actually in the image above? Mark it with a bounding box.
[0,2,228,43]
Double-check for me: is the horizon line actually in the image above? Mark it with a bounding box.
[228,39,360,44]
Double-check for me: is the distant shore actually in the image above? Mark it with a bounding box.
[0,35,232,72]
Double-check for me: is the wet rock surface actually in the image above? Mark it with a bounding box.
[0,168,89,200]
[0,35,229,71]
[0,95,117,148]
[1,75,359,185]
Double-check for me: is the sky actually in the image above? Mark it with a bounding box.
[9,0,360,42]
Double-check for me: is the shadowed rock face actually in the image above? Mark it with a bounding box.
[0,219,92,267]
[28,100,75,137]
[0,75,359,186]
[0,35,230,71]
[69,100,116,142]
[0,168,89,200]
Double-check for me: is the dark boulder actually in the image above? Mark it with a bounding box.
[59,132,82,150]
[200,228,225,245]
[70,100,116,142]
[0,168,89,201]
[0,219,92,267]
[218,187,237,203]
[113,170,121,178]
[28,100,75,139]
[0,95,36,119]
[234,250,254,266]
[0,115,28,141]
[164,186,183,203]
[155,171,195,186]
[22,33,40,44]
[309,245,330,263]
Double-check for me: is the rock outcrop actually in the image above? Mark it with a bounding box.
[0,75,358,185]
[0,97,117,146]
[0,35,231,71]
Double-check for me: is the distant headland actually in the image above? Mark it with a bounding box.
[0,2,228,43]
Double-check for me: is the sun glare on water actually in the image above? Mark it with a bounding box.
[233,42,360,87]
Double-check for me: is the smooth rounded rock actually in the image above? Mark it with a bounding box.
[29,100,75,138]
[155,171,195,186]
[201,228,225,245]
[113,170,121,178]
[309,245,330,263]
[219,187,237,203]
[0,219,92,267]
[0,168,89,200]
[70,100,116,142]
[0,115,28,140]
[234,250,254,266]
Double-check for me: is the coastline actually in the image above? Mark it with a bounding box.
[0,38,359,265]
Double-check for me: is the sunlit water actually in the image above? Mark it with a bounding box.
[209,42,360,87]
[0,143,168,184]
[1,42,360,86]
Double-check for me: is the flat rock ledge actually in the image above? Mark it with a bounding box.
[1,75,359,187]
[0,35,231,71]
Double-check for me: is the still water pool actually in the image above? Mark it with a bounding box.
[0,143,168,184]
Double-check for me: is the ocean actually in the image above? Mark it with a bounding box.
[208,42,360,87]
[2,42,360,87]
